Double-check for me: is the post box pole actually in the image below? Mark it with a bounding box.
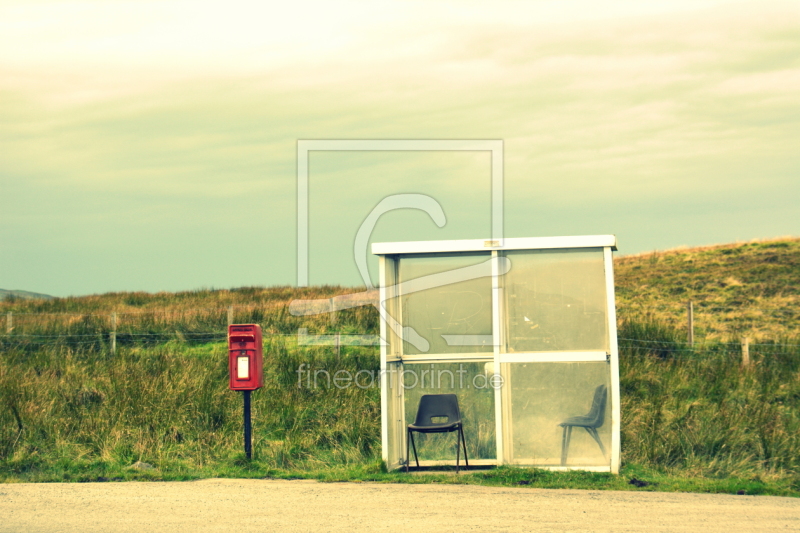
[228,324,262,459]
[243,390,252,460]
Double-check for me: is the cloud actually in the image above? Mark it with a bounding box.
[1,0,798,293]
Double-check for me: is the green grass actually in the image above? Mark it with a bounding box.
[2,239,800,495]
[0,339,380,474]
[3,458,797,497]
[616,237,800,339]
[2,331,799,495]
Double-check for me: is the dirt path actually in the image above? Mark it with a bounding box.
[1,479,798,532]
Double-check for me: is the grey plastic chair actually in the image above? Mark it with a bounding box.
[559,384,607,466]
[406,394,469,473]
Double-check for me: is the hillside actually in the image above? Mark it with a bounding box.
[1,238,799,341]
[0,289,54,301]
[615,237,800,340]
[1,238,799,491]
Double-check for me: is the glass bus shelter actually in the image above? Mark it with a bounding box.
[373,236,620,472]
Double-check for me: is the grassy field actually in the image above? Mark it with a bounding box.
[1,238,799,495]
[615,237,800,340]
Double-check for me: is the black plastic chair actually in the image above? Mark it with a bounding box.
[559,384,607,466]
[406,394,469,473]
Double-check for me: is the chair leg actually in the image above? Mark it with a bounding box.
[455,430,460,474]
[585,427,607,457]
[409,430,420,468]
[405,429,409,473]
[561,426,573,466]
[460,427,469,467]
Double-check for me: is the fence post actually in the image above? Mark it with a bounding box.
[227,306,234,326]
[5,312,11,334]
[110,312,117,355]
[329,298,337,325]
[335,332,341,359]
[742,337,750,367]
[687,300,694,346]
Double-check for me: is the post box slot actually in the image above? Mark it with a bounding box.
[230,335,255,343]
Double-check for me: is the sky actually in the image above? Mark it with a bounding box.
[1,0,798,297]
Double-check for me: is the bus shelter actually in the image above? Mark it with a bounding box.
[373,236,620,472]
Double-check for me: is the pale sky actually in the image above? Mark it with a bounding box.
[1,0,798,296]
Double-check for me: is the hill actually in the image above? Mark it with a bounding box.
[2,237,798,341]
[1,238,799,492]
[615,237,800,340]
[0,289,54,301]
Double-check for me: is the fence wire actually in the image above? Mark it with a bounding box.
[1,304,798,356]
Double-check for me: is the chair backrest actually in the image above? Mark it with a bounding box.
[413,394,462,427]
[586,385,608,428]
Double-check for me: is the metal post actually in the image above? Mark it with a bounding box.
[687,301,694,346]
[742,337,750,367]
[329,298,337,325]
[243,390,252,460]
[110,312,117,355]
[6,312,11,334]
[227,306,234,326]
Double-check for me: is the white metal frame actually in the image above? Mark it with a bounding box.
[498,352,608,363]
[372,235,617,256]
[379,254,390,467]
[492,248,505,464]
[605,246,622,473]
[376,235,620,473]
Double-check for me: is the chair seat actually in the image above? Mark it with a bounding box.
[408,421,461,433]
[559,415,597,428]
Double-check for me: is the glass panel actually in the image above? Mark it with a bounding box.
[398,253,493,355]
[403,362,496,460]
[503,249,608,352]
[504,362,610,467]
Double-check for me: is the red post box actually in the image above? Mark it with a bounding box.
[228,324,263,391]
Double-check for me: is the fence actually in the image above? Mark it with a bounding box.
[1,299,798,366]
[619,299,798,343]
[0,302,380,354]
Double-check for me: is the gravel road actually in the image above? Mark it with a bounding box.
[1,479,798,532]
